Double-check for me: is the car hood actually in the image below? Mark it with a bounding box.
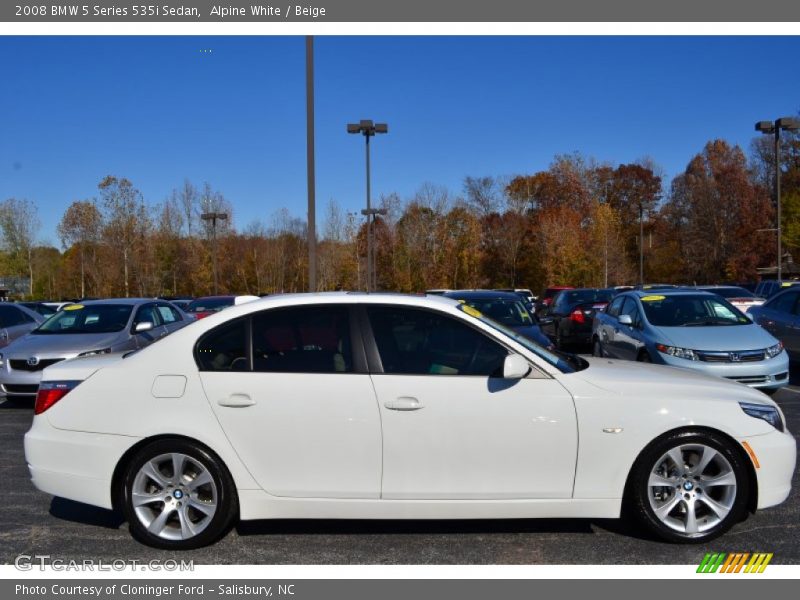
[4,332,124,358]
[574,356,775,406]
[653,323,778,351]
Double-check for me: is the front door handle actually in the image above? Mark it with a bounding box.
[384,397,424,411]
[218,393,256,408]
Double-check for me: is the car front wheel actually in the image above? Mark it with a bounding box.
[121,438,237,549]
[592,338,604,357]
[627,430,750,543]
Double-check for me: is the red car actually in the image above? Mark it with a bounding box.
[536,286,574,316]
[185,296,240,319]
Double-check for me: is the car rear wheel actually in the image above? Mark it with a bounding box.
[592,338,604,357]
[637,351,652,363]
[121,438,237,550]
[627,430,749,543]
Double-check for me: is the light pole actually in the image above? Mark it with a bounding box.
[306,36,316,292]
[201,211,228,294]
[347,119,388,292]
[639,201,644,287]
[755,117,800,281]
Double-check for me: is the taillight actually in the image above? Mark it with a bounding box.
[570,309,586,324]
[34,381,81,415]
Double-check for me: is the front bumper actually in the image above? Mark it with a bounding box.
[655,351,790,390]
[24,415,140,509]
[742,429,797,510]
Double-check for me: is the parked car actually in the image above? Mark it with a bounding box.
[18,302,59,319]
[539,288,615,350]
[695,286,764,312]
[494,288,536,304]
[25,293,795,549]
[592,290,788,393]
[185,295,259,319]
[754,280,800,299]
[442,289,553,349]
[747,287,800,362]
[0,299,190,404]
[634,284,681,291]
[0,304,46,349]
[535,286,574,316]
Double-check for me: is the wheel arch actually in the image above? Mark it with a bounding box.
[110,433,241,516]
[621,425,758,515]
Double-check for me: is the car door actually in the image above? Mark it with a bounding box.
[199,304,382,499]
[131,302,165,348]
[610,297,642,360]
[363,305,577,500]
[155,302,186,334]
[600,295,626,358]
[785,293,800,359]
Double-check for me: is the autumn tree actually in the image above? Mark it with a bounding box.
[57,200,102,298]
[0,198,41,296]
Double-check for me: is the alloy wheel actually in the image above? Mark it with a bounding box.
[646,443,738,537]
[131,452,218,541]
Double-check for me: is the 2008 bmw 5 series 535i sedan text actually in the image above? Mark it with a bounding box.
[24,293,796,549]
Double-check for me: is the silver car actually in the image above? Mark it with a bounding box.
[591,290,789,393]
[0,304,46,349]
[0,298,190,403]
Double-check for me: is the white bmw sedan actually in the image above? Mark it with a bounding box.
[25,293,796,549]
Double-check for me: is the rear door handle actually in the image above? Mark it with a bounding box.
[218,393,256,408]
[384,397,424,411]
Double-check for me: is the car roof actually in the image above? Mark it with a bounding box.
[72,298,162,306]
[443,290,524,301]
[628,289,715,299]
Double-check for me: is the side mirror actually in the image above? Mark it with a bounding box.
[503,354,531,379]
[618,314,633,326]
[134,321,154,333]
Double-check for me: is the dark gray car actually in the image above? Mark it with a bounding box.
[748,287,800,361]
[0,298,190,403]
[0,304,46,349]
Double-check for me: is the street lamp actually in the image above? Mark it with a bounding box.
[201,211,228,294]
[755,117,800,281]
[347,119,388,292]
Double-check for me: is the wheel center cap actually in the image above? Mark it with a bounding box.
[173,489,184,499]
[683,481,694,491]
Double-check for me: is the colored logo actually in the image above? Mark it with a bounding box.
[697,552,773,573]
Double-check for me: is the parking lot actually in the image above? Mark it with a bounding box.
[1,376,798,566]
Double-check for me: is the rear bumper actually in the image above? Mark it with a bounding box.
[24,416,140,510]
[742,429,797,510]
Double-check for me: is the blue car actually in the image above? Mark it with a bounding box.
[442,290,554,350]
[591,290,789,394]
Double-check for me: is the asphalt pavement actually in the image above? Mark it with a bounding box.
[1,381,798,565]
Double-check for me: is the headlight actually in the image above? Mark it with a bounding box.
[765,342,783,359]
[77,347,112,357]
[655,343,699,361]
[739,402,784,432]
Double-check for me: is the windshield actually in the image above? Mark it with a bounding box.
[33,304,133,334]
[457,304,578,373]
[562,289,613,306]
[456,298,534,327]
[639,294,749,327]
[702,287,756,299]
[187,297,234,313]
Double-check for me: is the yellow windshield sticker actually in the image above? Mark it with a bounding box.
[640,295,665,302]
[782,282,794,287]
[461,305,483,318]
[64,304,84,311]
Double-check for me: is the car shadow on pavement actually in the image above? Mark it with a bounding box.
[49,497,125,530]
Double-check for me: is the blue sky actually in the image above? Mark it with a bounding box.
[1,36,799,245]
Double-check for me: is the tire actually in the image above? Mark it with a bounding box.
[121,438,238,550]
[761,388,779,397]
[626,430,750,543]
[638,351,652,363]
[592,338,604,358]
